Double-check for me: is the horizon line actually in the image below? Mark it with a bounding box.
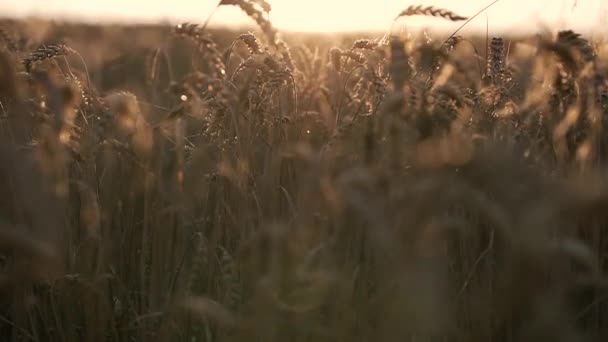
[0,11,605,37]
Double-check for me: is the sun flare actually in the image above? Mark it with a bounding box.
[0,0,605,34]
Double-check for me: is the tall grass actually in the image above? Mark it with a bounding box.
[0,3,608,342]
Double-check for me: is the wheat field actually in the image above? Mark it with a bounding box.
[1,1,608,341]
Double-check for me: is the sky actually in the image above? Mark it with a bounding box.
[0,0,606,34]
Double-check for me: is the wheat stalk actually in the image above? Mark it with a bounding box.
[394,5,468,22]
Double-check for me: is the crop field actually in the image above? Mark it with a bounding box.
[1,1,608,341]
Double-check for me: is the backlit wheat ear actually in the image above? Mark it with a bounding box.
[23,44,74,72]
[174,23,226,77]
[220,0,278,45]
[66,74,89,107]
[249,0,272,13]
[557,30,595,63]
[394,5,468,22]
[237,32,264,55]
[352,39,379,50]
[485,37,506,86]
[174,23,220,49]
[223,32,264,66]
[341,51,367,65]
[539,38,580,75]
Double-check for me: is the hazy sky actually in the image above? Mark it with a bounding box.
[0,1,606,34]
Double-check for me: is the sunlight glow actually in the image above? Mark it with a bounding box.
[0,0,605,34]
